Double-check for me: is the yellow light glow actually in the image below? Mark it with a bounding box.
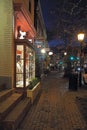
[77,33,84,41]
[41,49,46,54]
[64,52,67,55]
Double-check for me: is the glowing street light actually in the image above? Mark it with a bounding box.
[77,33,84,41]
[48,51,53,55]
[64,52,67,56]
[41,48,46,54]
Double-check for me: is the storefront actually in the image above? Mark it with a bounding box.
[15,39,35,88]
[14,3,36,88]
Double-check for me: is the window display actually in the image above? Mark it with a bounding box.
[26,47,35,86]
[26,47,29,86]
[16,45,24,87]
[16,42,35,88]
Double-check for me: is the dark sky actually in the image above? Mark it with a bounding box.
[40,0,87,47]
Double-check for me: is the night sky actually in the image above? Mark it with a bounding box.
[40,0,87,47]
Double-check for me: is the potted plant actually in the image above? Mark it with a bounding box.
[27,77,41,103]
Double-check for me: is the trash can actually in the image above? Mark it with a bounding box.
[69,72,78,90]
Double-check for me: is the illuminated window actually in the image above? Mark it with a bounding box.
[16,45,24,88]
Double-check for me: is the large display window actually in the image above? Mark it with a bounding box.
[15,40,35,88]
[16,45,24,87]
[25,47,35,86]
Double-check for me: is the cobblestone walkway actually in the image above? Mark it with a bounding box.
[18,71,87,130]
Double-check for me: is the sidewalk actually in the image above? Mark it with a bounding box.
[18,71,87,130]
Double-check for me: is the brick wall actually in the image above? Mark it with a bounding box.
[0,0,13,89]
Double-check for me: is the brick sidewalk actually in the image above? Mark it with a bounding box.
[18,71,87,130]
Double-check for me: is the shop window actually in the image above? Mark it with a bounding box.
[16,45,24,87]
[15,40,35,88]
[26,47,35,86]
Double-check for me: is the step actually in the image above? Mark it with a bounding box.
[3,98,31,130]
[0,84,6,91]
[0,93,23,121]
[0,89,14,103]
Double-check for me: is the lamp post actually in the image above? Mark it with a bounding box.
[77,33,84,87]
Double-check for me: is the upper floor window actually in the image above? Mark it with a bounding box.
[29,0,31,13]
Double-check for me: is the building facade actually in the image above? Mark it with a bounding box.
[14,0,36,88]
[0,0,49,90]
[34,0,50,76]
[0,0,36,89]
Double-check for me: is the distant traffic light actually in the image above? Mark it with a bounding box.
[76,57,80,60]
[70,56,74,61]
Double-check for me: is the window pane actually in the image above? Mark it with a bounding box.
[16,45,24,87]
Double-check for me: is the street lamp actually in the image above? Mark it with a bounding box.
[64,52,67,56]
[77,33,85,87]
[41,48,46,54]
[48,51,53,56]
[77,33,84,41]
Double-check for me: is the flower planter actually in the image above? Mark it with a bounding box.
[27,82,41,103]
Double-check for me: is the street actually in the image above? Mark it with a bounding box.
[18,71,87,130]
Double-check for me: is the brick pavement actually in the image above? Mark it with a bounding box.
[18,71,87,130]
